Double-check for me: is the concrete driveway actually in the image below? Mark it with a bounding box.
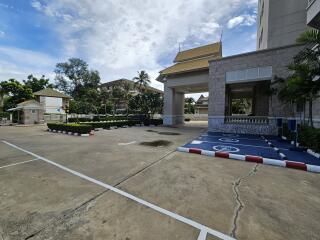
[0,124,319,240]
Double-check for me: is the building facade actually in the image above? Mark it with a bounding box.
[307,0,320,29]
[158,0,320,134]
[195,95,208,114]
[257,0,308,50]
[7,100,44,124]
[33,88,71,114]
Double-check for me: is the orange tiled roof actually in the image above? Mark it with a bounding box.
[174,42,221,63]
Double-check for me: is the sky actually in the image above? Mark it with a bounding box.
[0,0,258,100]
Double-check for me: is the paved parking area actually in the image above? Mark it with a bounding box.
[1,125,320,240]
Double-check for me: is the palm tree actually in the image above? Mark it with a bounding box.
[297,29,320,45]
[133,71,151,93]
[295,30,320,127]
[120,81,133,114]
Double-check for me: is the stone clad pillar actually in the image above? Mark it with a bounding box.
[163,83,184,125]
[208,61,226,131]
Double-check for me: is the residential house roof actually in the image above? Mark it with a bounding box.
[7,100,42,111]
[33,88,71,99]
[101,79,163,94]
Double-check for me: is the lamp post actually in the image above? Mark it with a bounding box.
[65,106,69,123]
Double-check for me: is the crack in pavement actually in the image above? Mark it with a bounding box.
[230,164,259,238]
[24,149,177,239]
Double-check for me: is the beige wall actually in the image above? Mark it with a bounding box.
[209,44,306,118]
[22,109,44,124]
[257,0,307,50]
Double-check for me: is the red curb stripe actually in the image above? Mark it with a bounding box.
[215,152,229,158]
[245,155,263,163]
[285,161,307,171]
[189,148,202,154]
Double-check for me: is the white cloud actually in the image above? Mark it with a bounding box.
[227,14,256,29]
[29,0,257,90]
[0,31,5,38]
[0,46,57,82]
[30,0,42,11]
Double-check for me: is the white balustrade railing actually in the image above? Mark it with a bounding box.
[225,116,269,125]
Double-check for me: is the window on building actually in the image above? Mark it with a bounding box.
[31,109,36,114]
[259,28,264,48]
[259,1,264,26]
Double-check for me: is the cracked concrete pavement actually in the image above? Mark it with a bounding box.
[1,124,320,239]
[230,164,259,238]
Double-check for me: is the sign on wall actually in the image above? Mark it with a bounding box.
[45,97,64,114]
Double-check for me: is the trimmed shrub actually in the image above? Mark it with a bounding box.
[150,119,163,126]
[298,125,320,153]
[68,115,129,123]
[0,112,10,119]
[282,123,320,153]
[47,123,92,134]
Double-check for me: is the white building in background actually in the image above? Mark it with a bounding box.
[33,88,71,114]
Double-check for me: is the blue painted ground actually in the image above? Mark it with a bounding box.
[181,132,320,166]
[266,138,320,165]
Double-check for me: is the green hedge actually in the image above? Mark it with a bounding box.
[77,119,163,130]
[68,116,129,123]
[298,126,320,153]
[47,123,92,134]
[282,123,320,153]
[0,112,10,119]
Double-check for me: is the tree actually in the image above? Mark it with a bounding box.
[184,97,195,114]
[54,58,101,114]
[271,30,320,126]
[120,81,133,114]
[0,79,33,110]
[133,70,151,92]
[23,74,53,92]
[110,84,125,115]
[128,92,163,117]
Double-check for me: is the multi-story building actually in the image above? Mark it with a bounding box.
[307,0,320,29]
[101,79,163,113]
[257,0,308,50]
[158,0,320,134]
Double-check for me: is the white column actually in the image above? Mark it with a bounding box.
[163,84,184,125]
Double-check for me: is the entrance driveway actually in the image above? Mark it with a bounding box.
[0,124,320,240]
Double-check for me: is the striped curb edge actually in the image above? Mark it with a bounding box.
[262,136,288,160]
[47,129,93,137]
[286,136,320,160]
[176,147,320,173]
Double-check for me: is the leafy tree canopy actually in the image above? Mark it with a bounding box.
[128,92,163,116]
[55,58,101,101]
[0,79,33,110]
[23,74,53,92]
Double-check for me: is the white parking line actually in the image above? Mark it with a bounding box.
[201,134,265,141]
[0,158,39,169]
[118,141,136,146]
[2,140,235,240]
[196,139,289,151]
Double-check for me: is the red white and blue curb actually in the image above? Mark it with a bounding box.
[47,128,94,137]
[176,147,320,173]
